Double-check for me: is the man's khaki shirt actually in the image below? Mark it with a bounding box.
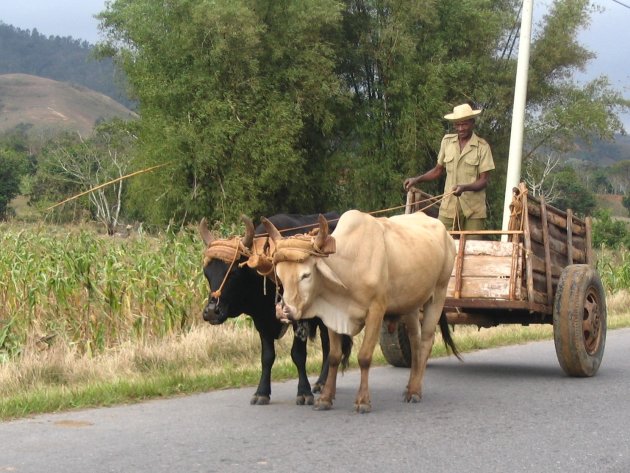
[437,132,495,219]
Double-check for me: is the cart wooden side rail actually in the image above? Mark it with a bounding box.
[379,183,606,377]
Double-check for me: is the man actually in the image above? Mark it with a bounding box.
[404,103,495,233]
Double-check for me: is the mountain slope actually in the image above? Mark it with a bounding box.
[0,23,131,108]
[565,135,630,166]
[0,73,137,137]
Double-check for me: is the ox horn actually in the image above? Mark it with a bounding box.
[241,215,255,249]
[314,214,329,250]
[261,217,282,243]
[198,218,214,247]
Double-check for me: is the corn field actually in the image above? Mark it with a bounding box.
[597,248,630,293]
[1,223,628,364]
[0,223,207,360]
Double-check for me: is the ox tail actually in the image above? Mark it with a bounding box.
[439,312,462,361]
[340,334,353,372]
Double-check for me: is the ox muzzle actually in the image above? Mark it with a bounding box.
[202,298,228,325]
[275,299,298,324]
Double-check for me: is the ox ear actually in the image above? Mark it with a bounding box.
[262,217,283,243]
[314,214,336,254]
[241,215,255,249]
[315,259,347,290]
[198,218,214,247]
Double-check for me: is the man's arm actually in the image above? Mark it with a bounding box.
[403,164,445,191]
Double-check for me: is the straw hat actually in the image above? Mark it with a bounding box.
[444,103,482,122]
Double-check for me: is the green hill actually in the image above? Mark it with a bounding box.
[566,134,630,166]
[0,73,137,138]
[0,22,131,108]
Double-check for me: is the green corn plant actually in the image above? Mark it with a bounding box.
[597,248,630,292]
[0,223,209,357]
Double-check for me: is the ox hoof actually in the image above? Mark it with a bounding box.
[403,392,422,403]
[250,394,270,405]
[296,395,315,406]
[354,403,372,414]
[312,382,324,394]
[314,399,333,411]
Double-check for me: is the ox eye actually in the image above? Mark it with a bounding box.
[300,272,311,281]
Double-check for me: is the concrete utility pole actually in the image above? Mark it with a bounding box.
[501,0,534,238]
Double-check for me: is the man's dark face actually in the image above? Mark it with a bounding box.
[454,119,475,140]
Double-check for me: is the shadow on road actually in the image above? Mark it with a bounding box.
[427,359,563,379]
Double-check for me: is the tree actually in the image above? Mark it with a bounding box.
[591,169,613,194]
[0,147,25,219]
[552,166,597,216]
[95,0,629,226]
[608,160,630,195]
[326,0,522,214]
[523,153,562,203]
[30,120,137,233]
[623,192,630,217]
[524,2,629,152]
[98,0,346,225]
[592,209,630,249]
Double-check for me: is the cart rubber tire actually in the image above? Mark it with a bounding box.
[379,319,411,368]
[553,264,606,377]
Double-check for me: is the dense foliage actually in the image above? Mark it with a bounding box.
[0,156,23,219]
[92,0,628,227]
[550,166,597,215]
[0,132,30,220]
[592,209,630,249]
[0,22,131,108]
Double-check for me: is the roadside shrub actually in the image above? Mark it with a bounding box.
[592,209,630,249]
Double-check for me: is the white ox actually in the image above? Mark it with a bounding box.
[263,209,458,413]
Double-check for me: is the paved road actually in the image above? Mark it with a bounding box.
[2,329,630,473]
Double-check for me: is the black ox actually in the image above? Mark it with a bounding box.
[199,213,352,405]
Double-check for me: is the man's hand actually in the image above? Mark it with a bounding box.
[452,185,464,196]
[403,177,418,192]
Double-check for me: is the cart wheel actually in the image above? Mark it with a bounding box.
[553,264,606,377]
[379,319,411,368]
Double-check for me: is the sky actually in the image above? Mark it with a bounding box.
[1,0,629,129]
[1,0,105,44]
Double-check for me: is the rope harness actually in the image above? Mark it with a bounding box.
[508,186,527,232]
[368,190,456,218]
[203,237,250,299]
[268,232,337,312]
[241,237,275,277]
[272,234,335,264]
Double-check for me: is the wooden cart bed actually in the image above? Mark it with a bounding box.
[406,183,593,326]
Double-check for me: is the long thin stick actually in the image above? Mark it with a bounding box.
[45,162,173,212]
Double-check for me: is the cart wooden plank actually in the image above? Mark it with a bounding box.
[446,239,521,300]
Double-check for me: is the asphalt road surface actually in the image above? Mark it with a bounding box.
[2,328,630,473]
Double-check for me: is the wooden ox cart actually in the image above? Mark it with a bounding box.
[379,182,606,377]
